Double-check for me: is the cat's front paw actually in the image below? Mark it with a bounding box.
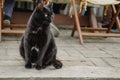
[42,64,47,69]
[53,60,63,69]
[43,62,52,68]
[35,65,42,70]
[25,63,32,69]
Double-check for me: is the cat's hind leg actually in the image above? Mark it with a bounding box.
[44,45,63,69]
[44,38,63,69]
[53,58,63,69]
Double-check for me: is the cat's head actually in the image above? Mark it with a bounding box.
[34,2,54,23]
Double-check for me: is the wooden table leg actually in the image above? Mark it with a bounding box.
[107,5,120,33]
[72,0,84,44]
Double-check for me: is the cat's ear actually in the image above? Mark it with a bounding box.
[37,3,44,10]
[46,2,53,10]
[43,2,53,12]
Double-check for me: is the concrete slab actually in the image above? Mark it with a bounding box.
[0,30,120,80]
[0,66,120,80]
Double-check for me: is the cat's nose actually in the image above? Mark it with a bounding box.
[48,19,51,22]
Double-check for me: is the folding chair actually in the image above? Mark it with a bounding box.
[71,0,120,44]
[0,0,35,41]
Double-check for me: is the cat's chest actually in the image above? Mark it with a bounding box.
[28,29,48,45]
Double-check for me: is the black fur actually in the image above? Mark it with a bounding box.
[19,3,62,70]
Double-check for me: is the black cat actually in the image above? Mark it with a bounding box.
[19,2,62,70]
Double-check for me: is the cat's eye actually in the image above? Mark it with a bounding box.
[45,14,48,17]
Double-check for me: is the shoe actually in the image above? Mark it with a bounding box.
[110,29,119,33]
[3,15,11,25]
[101,21,109,28]
[3,20,11,24]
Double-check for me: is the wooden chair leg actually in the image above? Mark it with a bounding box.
[104,5,110,16]
[112,5,120,31]
[71,20,77,37]
[107,5,120,33]
[72,0,84,44]
[0,8,2,42]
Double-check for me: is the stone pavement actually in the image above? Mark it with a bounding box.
[0,29,120,80]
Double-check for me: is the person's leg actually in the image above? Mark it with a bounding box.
[4,0,15,24]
